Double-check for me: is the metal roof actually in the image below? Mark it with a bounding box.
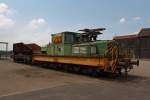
[114,34,138,40]
[0,42,8,44]
[139,28,150,37]
[114,28,150,40]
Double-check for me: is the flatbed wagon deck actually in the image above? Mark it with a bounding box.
[32,54,139,75]
[32,55,109,69]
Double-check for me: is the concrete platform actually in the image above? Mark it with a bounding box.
[0,60,149,100]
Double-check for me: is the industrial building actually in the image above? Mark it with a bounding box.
[114,28,150,59]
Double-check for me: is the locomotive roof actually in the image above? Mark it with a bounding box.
[51,31,79,35]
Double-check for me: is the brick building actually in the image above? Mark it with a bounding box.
[114,28,150,59]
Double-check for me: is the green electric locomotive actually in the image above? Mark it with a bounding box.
[14,28,139,76]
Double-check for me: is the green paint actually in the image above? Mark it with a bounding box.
[72,40,108,56]
[43,32,110,57]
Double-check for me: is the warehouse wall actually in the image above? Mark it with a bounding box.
[139,37,150,59]
[114,28,150,59]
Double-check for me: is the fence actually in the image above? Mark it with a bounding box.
[0,42,8,59]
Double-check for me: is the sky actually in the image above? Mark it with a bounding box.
[0,0,150,50]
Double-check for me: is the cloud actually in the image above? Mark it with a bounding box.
[18,18,49,35]
[0,3,9,13]
[119,18,126,23]
[0,14,15,29]
[0,3,15,15]
[16,18,51,46]
[0,3,15,29]
[20,18,49,35]
[27,18,47,30]
[0,17,50,50]
[0,3,50,50]
[133,16,141,21]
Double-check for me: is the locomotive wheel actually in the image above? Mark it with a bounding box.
[87,68,93,75]
[73,65,81,73]
[91,68,100,77]
[117,68,122,75]
[64,64,70,72]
